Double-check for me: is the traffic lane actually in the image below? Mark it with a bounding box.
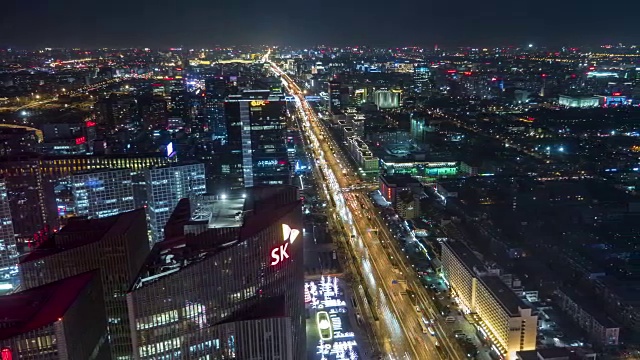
[348,208,436,359]
[353,196,464,360]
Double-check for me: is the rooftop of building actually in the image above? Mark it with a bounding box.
[145,161,204,171]
[130,186,301,291]
[559,286,619,328]
[20,208,146,263]
[479,275,531,316]
[597,276,640,305]
[0,271,98,340]
[443,240,487,274]
[226,89,285,101]
[70,167,131,176]
[191,195,246,229]
[517,347,596,360]
[380,173,421,188]
[0,152,168,163]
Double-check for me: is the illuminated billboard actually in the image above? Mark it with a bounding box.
[270,224,299,266]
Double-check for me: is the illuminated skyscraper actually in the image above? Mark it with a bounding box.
[414,64,431,93]
[144,163,206,243]
[0,179,17,286]
[223,90,290,189]
[127,186,304,359]
[70,169,135,219]
[328,80,342,114]
[205,77,228,141]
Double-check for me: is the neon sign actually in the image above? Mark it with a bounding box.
[250,100,269,107]
[86,121,96,127]
[317,311,333,340]
[270,224,299,266]
[75,136,86,145]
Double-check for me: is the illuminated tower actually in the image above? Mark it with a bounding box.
[0,179,17,288]
[223,90,290,189]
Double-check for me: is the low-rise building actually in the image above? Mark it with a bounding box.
[556,287,619,347]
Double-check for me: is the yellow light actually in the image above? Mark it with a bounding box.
[250,100,268,106]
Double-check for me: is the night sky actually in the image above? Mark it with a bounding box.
[1,0,639,48]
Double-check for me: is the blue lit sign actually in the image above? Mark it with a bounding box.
[167,142,176,158]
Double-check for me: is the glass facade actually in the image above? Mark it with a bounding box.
[205,77,227,141]
[0,272,111,360]
[224,91,291,189]
[144,163,206,243]
[0,180,17,270]
[127,186,304,360]
[71,169,135,219]
[19,210,151,359]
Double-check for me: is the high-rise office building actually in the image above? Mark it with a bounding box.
[0,271,112,360]
[138,95,168,130]
[224,90,290,189]
[127,186,304,360]
[70,169,135,219]
[414,64,431,93]
[0,153,170,239]
[205,77,228,141]
[0,179,17,286]
[19,209,151,359]
[328,80,342,114]
[144,163,206,243]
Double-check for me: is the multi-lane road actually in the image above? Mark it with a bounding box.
[267,55,466,360]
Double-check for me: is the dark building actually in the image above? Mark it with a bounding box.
[223,90,291,188]
[0,271,112,360]
[127,186,304,359]
[0,128,39,156]
[170,89,189,123]
[19,209,151,359]
[95,94,137,128]
[205,77,228,141]
[138,95,167,130]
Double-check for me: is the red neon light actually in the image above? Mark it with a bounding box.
[2,347,12,360]
[175,68,183,71]
[612,92,621,96]
[86,121,96,127]
[446,70,457,74]
[541,74,547,78]
[75,136,86,145]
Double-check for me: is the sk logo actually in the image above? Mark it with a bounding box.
[270,224,299,266]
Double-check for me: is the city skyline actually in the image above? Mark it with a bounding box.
[2,0,640,48]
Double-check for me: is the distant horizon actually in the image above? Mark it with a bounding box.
[1,43,638,51]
